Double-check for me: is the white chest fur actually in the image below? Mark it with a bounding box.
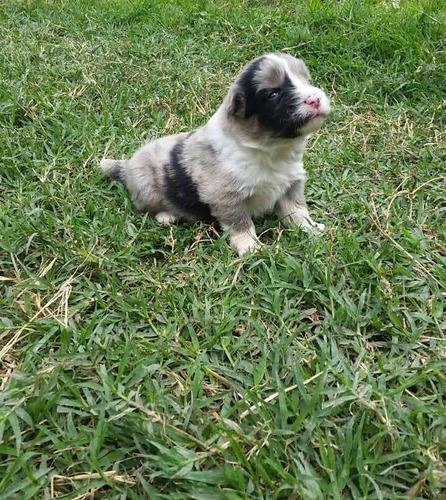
[243,148,306,216]
[222,138,307,216]
[207,112,309,217]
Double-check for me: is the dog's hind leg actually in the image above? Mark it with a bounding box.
[155,212,178,225]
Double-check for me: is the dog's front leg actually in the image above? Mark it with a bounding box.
[227,220,260,255]
[214,203,260,255]
[275,180,325,232]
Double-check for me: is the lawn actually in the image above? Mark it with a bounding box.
[0,0,445,498]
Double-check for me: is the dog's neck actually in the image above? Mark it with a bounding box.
[238,135,309,154]
[209,107,310,155]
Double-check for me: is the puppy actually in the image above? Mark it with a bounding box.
[100,53,331,255]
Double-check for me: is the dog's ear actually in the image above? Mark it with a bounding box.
[227,88,245,118]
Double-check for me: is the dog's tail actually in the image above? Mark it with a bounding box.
[99,158,128,183]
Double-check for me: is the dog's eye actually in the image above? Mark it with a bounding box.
[268,90,279,99]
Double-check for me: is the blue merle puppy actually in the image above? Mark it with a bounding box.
[100,53,331,255]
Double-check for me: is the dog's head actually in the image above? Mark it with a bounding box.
[227,53,331,139]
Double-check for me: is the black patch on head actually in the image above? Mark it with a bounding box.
[234,57,265,118]
[164,136,214,222]
[235,58,312,138]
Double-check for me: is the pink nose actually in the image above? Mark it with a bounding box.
[305,95,321,109]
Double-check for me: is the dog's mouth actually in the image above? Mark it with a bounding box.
[271,105,329,138]
[309,111,327,118]
[297,110,327,126]
[294,102,330,121]
[289,110,328,136]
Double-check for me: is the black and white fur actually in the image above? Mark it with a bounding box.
[100,53,331,255]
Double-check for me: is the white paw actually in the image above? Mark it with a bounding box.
[230,232,261,256]
[299,219,325,234]
[155,212,177,225]
[311,221,326,232]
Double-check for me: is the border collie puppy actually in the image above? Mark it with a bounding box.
[100,53,331,255]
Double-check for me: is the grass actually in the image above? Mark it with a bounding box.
[0,0,445,497]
